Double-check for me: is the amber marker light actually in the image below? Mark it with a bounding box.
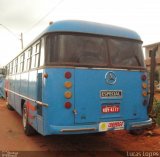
[142,91,147,97]
[142,83,147,89]
[64,81,72,89]
[64,91,72,99]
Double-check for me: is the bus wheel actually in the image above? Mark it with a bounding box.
[22,105,36,136]
[129,129,144,135]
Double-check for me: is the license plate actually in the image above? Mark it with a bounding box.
[100,90,122,99]
[102,104,120,113]
[99,121,124,132]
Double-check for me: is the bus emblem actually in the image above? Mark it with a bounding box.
[105,71,117,85]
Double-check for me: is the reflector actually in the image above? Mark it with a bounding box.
[64,102,72,109]
[64,91,72,99]
[64,81,72,89]
[141,75,147,81]
[142,91,147,97]
[65,72,72,79]
[142,83,147,89]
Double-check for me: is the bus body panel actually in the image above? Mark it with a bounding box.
[20,73,29,97]
[36,70,44,135]
[14,74,21,113]
[74,69,148,124]
[5,68,151,135]
[41,67,149,135]
[28,71,38,100]
[43,68,75,134]
[27,70,39,131]
[7,70,40,132]
[45,20,141,41]
[9,76,16,110]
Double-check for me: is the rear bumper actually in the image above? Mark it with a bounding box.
[48,125,98,135]
[45,118,153,135]
[128,118,153,130]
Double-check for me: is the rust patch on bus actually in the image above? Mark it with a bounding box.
[26,101,36,111]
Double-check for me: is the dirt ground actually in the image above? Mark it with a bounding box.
[0,98,160,157]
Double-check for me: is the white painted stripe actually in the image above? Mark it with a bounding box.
[5,88,48,107]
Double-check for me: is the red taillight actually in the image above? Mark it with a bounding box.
[65,72,72,79]
[141,74,147,81]
[64,102,72,109]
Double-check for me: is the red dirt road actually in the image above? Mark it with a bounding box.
[0,99,160,157]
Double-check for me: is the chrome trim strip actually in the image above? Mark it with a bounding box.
[45,66,146,72]
[131,118,152,129]
[61,128,97,132]
[131,123,152,128]
[5,88,48,107]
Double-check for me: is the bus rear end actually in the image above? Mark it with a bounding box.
[74,69,149,131]
[42,33,152,135]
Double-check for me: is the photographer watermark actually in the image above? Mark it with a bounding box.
[127,151,160,157]
[1,151,19,157]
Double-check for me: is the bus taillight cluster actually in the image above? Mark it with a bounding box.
[141,74,148,106]
[64,71,72,109]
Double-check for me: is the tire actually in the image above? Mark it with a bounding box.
[129,129,144,135]
[22,104,36,136]
[7,104,14,111]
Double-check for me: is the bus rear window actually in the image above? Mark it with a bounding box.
[108,39,144,67]
[46,33,145,69]
[46,34,107,66]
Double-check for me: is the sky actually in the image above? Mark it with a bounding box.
[0,0,160,66]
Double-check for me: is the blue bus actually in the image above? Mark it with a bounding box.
[5,20,152,136]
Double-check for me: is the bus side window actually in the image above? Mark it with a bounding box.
[23,50,27,72]
[40,38,44,66]
[8,63,10,75]
[27,48,32,70]
[12,61,14,74]
[13,59,16,74]
[7,65,9,75]
[31,42,40,69]
[9,62,13,74]
[35,43,40,67]
[45,35,57,63]
[31,46,35,69]
[12,60,15,75]
[24,48,32,71]
[15,58,18,73]
[20,53,24,72]
[18,56,21,73]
